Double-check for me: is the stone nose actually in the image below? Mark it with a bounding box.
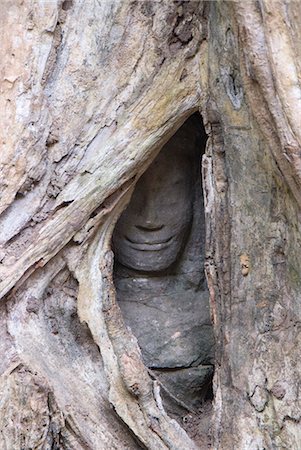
[135,188,164,231]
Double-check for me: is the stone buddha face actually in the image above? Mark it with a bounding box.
[113,125,197,272]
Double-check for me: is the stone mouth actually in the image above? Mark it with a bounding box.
[125,235,174,251]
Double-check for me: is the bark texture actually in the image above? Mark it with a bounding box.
[1,1,301,449]
[205,3,301,448]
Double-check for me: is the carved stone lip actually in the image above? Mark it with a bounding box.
[125,235,174,250]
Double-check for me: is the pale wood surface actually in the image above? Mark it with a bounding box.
[0,1,300,448]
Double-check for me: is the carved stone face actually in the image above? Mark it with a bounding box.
[113,127,196,272]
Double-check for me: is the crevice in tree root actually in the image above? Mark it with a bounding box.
[281,414,301,427]
[147,369,197,414]
[62,0,73,11]
[64,414,91,450]
[111,404,148,450]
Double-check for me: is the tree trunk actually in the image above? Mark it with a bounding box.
[1,1,300,449]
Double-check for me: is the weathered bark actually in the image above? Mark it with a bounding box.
[1,1,300,449]
[205,2,301,448]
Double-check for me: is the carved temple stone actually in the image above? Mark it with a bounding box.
[113,114,214,411]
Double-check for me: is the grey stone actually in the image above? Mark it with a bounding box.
[154,365,214,409]
[112,119,198,273]
[113,115,214,406]
[115,274,214,369]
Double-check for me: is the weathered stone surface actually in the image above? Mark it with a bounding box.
[113,115,214,412]
[113,117,200,273]
[154,365,214,409]
[115,274,213,369]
